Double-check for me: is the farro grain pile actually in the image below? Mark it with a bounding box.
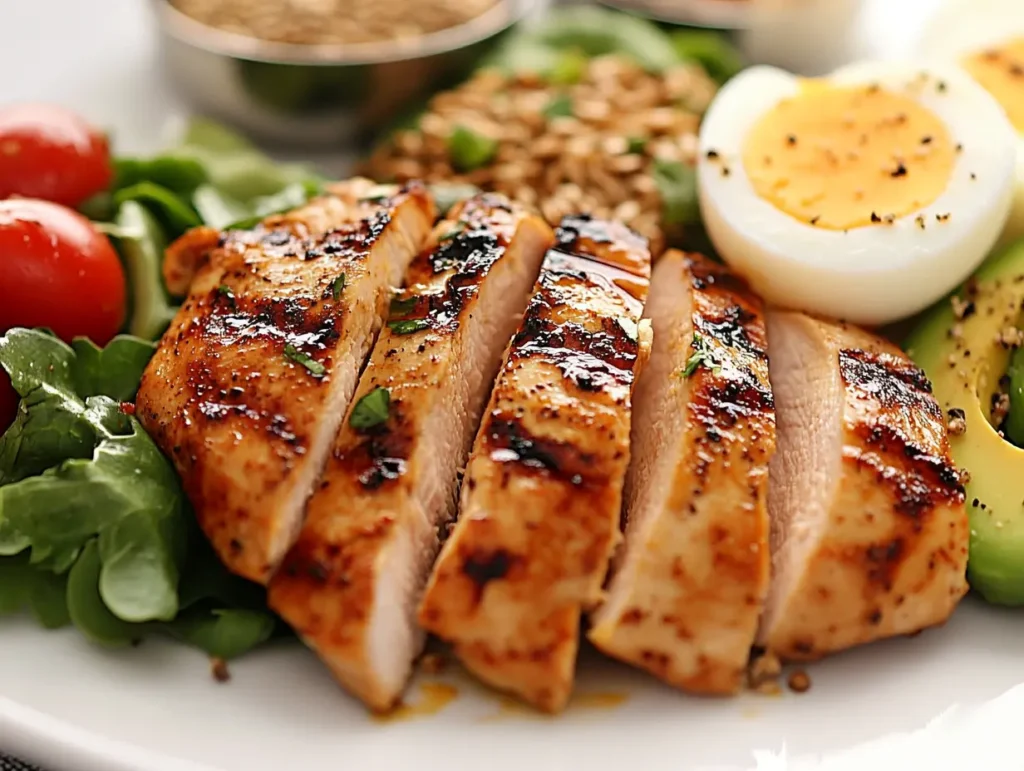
[171,0,498,46]
[361,55,718,254]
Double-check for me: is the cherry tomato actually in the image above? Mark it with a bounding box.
[0,104,112,208]
[0,199,125,346]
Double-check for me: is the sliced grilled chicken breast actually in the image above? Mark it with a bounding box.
[418,216,652,713]
[137,182,435,584]
[589,251,775,694]
[267,195,554,711]
[759,312,969,659]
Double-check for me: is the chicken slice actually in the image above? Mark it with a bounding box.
[760,312,969,659]
[137,181,435,584]
[589,251,775,694]
[267,194,554,711]
[417,215,653,713]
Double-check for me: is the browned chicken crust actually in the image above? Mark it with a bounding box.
[417,215,652,713]
[267,194,554,710]
[137,181,435,584]
[760,313,969,659]
[590,251,775,694]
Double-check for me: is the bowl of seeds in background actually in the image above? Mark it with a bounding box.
[362,7,743,254]
[151,0,545,147]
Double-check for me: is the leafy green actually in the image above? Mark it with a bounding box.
[350,387,391,430]
[332,274,346,301]
[652,159,700,228]
[114,156,208,197]
[0,327,278,660]
[670,30,744,85]
[626,136,647,155]
[113,181,203,236]
[448,125,499,172]
[486,7,680,75]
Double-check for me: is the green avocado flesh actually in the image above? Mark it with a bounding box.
[906,240,1024,605]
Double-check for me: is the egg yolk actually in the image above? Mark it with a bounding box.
[962,40,1024,132]
[740,83,956,230]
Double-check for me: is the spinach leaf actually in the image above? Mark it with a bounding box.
[670,31,745,85]
[0,329,186,621]
[113,181,203,238]
[114,156,208,197]
[165,608,276,661]
[71,337,155,401]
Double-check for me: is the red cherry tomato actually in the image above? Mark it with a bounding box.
[0,369,15,433]
[0,104,112,208]
[0,199,125,346]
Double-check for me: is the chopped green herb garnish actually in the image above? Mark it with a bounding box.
[332,274,346,301]
[350,386,390,430]
[543,94,575,120]
[389,296,419,318]
[547,49,588,85]
[626,136,647,155]
[283,343,326,377]
[217,285,236,306]
[448,125,499,172]
[388,319,430,335]
[681,332,720,377]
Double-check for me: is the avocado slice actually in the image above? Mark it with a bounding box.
[114,201,180,342]
[906,240,1024,605]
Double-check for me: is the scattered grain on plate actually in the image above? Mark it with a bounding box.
[211,657,231,683]
[787,669,811,694]
[746,649,782,694]
[362,55,718,255]
[171,0,498,46]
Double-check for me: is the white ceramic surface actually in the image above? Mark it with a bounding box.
[7,2,1024,770]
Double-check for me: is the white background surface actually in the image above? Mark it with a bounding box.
[10,2,1024,771]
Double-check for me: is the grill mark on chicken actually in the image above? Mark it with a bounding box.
[484,417,601,487]
[139,181,435,584]
[329,200,529,493]
[418,216,651,713]
[268,194,554,711]
[839,348,938,410]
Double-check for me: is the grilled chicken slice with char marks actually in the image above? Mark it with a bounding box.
[418,215,652,713]
[760,312,969,659]
[589,251,775,694]
[267,194,554,711]
[137,181,435,584]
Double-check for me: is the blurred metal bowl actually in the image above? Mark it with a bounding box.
[150,0,543,148]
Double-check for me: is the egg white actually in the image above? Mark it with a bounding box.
[919,0,1024,247]
[698,60,1016,325]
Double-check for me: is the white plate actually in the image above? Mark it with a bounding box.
[2,599,1024,771]
[8,1,1020,770]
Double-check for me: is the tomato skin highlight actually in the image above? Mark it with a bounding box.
[0,199,126,346]
[0,104,113,208]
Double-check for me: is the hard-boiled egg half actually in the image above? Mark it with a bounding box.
[921,0,1024,246]
[698,61,1015,325]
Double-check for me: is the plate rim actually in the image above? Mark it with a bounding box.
[0,697,219,771]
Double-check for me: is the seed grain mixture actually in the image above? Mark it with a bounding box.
[362,55,718,253]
